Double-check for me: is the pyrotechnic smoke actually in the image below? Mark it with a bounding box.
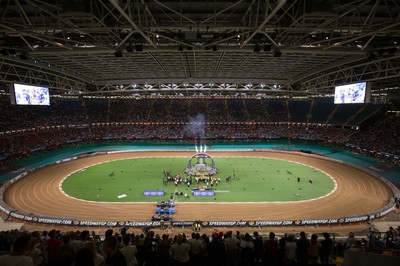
[184,114,206,139]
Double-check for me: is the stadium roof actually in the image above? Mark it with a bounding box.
[0,0,400,101]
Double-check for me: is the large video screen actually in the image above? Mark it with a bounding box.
[334,82,369,104]
[10,84,50,106]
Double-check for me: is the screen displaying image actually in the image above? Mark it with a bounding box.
[334,82,367,104]
[13,84,50,106]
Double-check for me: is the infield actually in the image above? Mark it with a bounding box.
[61,157,335,203]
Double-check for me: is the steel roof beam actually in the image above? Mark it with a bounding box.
[108,0,156,47]
[241,0,288,48]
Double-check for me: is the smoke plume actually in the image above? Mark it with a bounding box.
[184,114,206,139]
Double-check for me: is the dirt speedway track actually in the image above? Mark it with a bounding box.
[3,151,394,222]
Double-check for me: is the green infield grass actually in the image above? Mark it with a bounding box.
[61,157,335,202]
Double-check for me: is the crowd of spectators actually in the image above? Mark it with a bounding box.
[345,114,400,165]
[1,95,400,166]
[0,225,399,266]
[0,96,373,131]
[0,124,354,165]
[0,97,292,131]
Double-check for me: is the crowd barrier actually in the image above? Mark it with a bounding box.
[0,202,396,228]
[0,149,398,228]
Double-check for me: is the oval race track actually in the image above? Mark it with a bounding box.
[3,151,394,222]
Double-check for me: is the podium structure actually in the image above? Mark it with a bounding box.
[184,144,218,178]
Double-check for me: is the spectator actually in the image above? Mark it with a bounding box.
[98,229,114,259]
[285,234,297,265]
[55,234,75,266]
[156,234,171,266]
[142,240,157,266]
[170,234,190,266]
[27,233,45,266]
[239,233,255,265]
[189,233,204,266]
[344,232,356,249]
[252,231,263,264]
[296,232,309,266]
[120,234,137,266]
[308,234,320,265]
[46,230,63,265]
[224,231,240,266]
[102,235,127,266]
[263,232,279,266]
[0,234,33,266]
[84,241,105,266]
[320,233,333,264]
[207,233,227,266]
[75,247,95,266]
